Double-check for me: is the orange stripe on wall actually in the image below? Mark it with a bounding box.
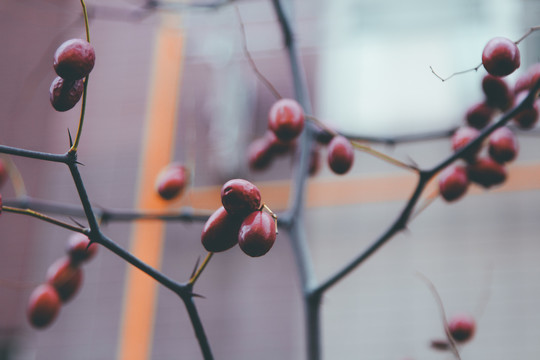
[116,25,184,360]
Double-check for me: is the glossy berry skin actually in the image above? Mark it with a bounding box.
[221,179,261,216]
[66,233,98,264]
[54,39,95,80]
[27,284,61,329]
[238,211,276,257]
[438,165,469,202]
[201,206,243,252]
[482,37,520,77]
[488,126,519,163]
[465,102,494,129]
[451,126,481,162]
[268,98,305,142]
[155,163,188,200]
[49,76,84,112]
[448,313,476,343]
[46,257,83,303]
[327,135,354,175]
[467,156,507,188]
[512,92,539,129]
[482,74,513,111]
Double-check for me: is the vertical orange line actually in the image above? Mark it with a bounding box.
[116,22,184,360]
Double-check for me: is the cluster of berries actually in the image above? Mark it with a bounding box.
[248,98,355,176]
[439,37,538,202]
[27,233,98,329]
[49,39,95,112]
[202,179,276,257]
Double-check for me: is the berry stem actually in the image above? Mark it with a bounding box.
[349,140,418,172]
[188,252,213,286]
[262,204,279,234]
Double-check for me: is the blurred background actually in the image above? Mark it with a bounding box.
[0,0,539,359]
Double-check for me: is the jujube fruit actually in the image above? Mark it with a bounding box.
[448,313,476,343]
[268,98,305,142]
[54,39,95,80]
[27,284,61,329]
[467,156,507,188]
[488,126,519,163]
[155,163,188,200]
[482,74,513,110]
[67,233,98,264]
[201,206,243,252]
[238,211,276,257]
[438,165,469,202]
[221,179,261,216]
[482,37,520,77]
[327,135,354,175]
[465,102,494,129]
[49,76,84,112]
[451,126,481,162]
[46,257,83,303]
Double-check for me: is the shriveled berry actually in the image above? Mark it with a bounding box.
[54,39,95,80]
[238,211,276,257]
[155,163,188,200]
[467,157,507,188]
[438,164,469,202]
[50,76,84,112]
[488,126,519,163]
[451,126,481,162]
[66,233,98,264]
[482,37,520,77]
[27,284,61,329]
[482,74,513,110]
[221,179,261,216]
[465,102,494,129]
[512,91,539,129]
[327,135,354,175]
[268,98,305,142]
[46,257,83,303]
[247,137,274,171]
[201,206,243,252]
[448,313,476,343]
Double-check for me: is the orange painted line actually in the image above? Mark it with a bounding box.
[184,162,540,211]
[116,25,184,360]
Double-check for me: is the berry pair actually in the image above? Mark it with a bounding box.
[201,179,277,257]
[49,39,95,112]
[27,233,97,329]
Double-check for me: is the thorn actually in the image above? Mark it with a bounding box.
[68,129,74,147]
[190,256,201,279]
[69,217,86,228]
[190,292,206,299]
[75,161,85,166]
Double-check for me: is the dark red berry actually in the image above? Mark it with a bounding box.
[327,135,354,175]
[268,98,305,142]
[482,74,513,110]
[221,179,261,216]
[264,130,295,155]
[46,257,83,303]
[467,157,507,188]
[27,284,61,329]
[451,126,481,162]
[314,127,335,145]
[438,165,469,202]
[155,163,188,200]
[465,102,494,129]
[482,37,520,77]
[54,39,95,80]
[238,211,276,257]
[512,91,539,129]
[49,76,84,112]
[66,233,98,264]
[448,313,476,343]
[514,63,540,94]
[247,137,274,171]
[201,206,243,252]
[488,126,519,163]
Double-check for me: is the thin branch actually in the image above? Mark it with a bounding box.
[188,252,213,285]
[514,25,540,45]
[2,206,86,234]
[430,63,483,82]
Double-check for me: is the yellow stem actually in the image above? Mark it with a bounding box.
[189,252,214,285]
[350,141,417,172]
[2,206,86,233]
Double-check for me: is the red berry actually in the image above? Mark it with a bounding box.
[201,206,243,252]
[221,179,261,216]
[27,284,61,329]
[438,165,469,202]
[482,74,513,110]
[66,233,98,264]
[514,63,540,94]
[327,135,354,175]
[512,91,539,129]
[465,102,494,129]
[247,137,274,171]
[155,163,188,200]
[482,37,520,77]
[448,313,476,343]
[49,76,84,112]
[54,39,95,80]
[46,257,83,303]
[268,98,305,142]
[264,130,295,155]
[451,126,481,162]
[488,126,519,163]
[0,159,7,189]
[238,211,276,257]
[314,127,335,145]
[467,156,507,188]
